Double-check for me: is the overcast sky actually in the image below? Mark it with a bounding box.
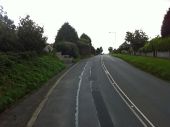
[1,0,170,53]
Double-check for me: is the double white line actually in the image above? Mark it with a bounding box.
[101,56,155,127]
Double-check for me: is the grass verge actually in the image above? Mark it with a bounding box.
[112,54,170,81]
[0,53,65,112]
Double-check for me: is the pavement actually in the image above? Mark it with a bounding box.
[1,55,170,127]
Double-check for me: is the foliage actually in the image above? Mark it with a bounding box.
[78,33,94,56]
[54,41,79,58]
[140,36,170,53]
[91,46,96,55]
[158,37,170,51]
[0,54,65,112]
[77,40,91,56]
[55,22,78,43]
[96,47,103,55]
[80,33,92,46]
[118,42,130,52]
[18,15,47,53]
[0,7,47,53]
[108,47,113,53]
[125,30,148,53]
[161,8,170,37]
[0,7,22,52]
[54,23,95,57]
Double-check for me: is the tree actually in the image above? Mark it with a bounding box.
[77,33,93,56]
[55,22,78,43]
[108,47,113,53]
[161,8,170,37]
[0,7,21,52]
[125,30,148,54]
[118,42,130,52]
[80,33,92,46]
[18,15,47,53]
[96,47,103,55]
[118,41,131,53]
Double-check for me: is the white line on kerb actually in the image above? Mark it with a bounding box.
[75,62,88,127]
[101,56,155,127]
[26,63,78,127]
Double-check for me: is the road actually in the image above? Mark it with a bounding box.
[27,55,170,127]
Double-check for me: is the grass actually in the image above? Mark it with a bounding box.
[112,54,170,81]
[0,53,65,112]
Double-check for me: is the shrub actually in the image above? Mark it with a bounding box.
[141,37,170,53]
[54,41,79,58]
[77,41,91,56]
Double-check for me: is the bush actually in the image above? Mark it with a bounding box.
[158,37,170,51]
[18,51,38,60]
[0,53,15,73]
[77,41,91,56]
[79,33,92,46]
[54,41,79,58]
[141,37,170,53]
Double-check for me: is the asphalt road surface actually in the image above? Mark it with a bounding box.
[27,55,170,127]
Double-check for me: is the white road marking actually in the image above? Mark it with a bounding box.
[101,56,155,127]
[90,67,92,77]
[75,63,88,127]
[26,63,78,127]
[90,80,101,127]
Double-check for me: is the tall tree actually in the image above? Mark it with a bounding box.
[125,30,148,54]
[161,8,170,37]
[55,22,78,43]
[18,15,47,53]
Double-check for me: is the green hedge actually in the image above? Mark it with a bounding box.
[140,37,170,52]
[0,53,65,112]
[54,41,79,58]
[77,41,91,56]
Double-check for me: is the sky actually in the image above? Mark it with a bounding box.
[0,0,170,53]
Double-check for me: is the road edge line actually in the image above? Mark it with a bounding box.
[101,56,155,127]
[26,63,78,127]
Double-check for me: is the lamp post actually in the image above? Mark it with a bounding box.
[108,32,116,48]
